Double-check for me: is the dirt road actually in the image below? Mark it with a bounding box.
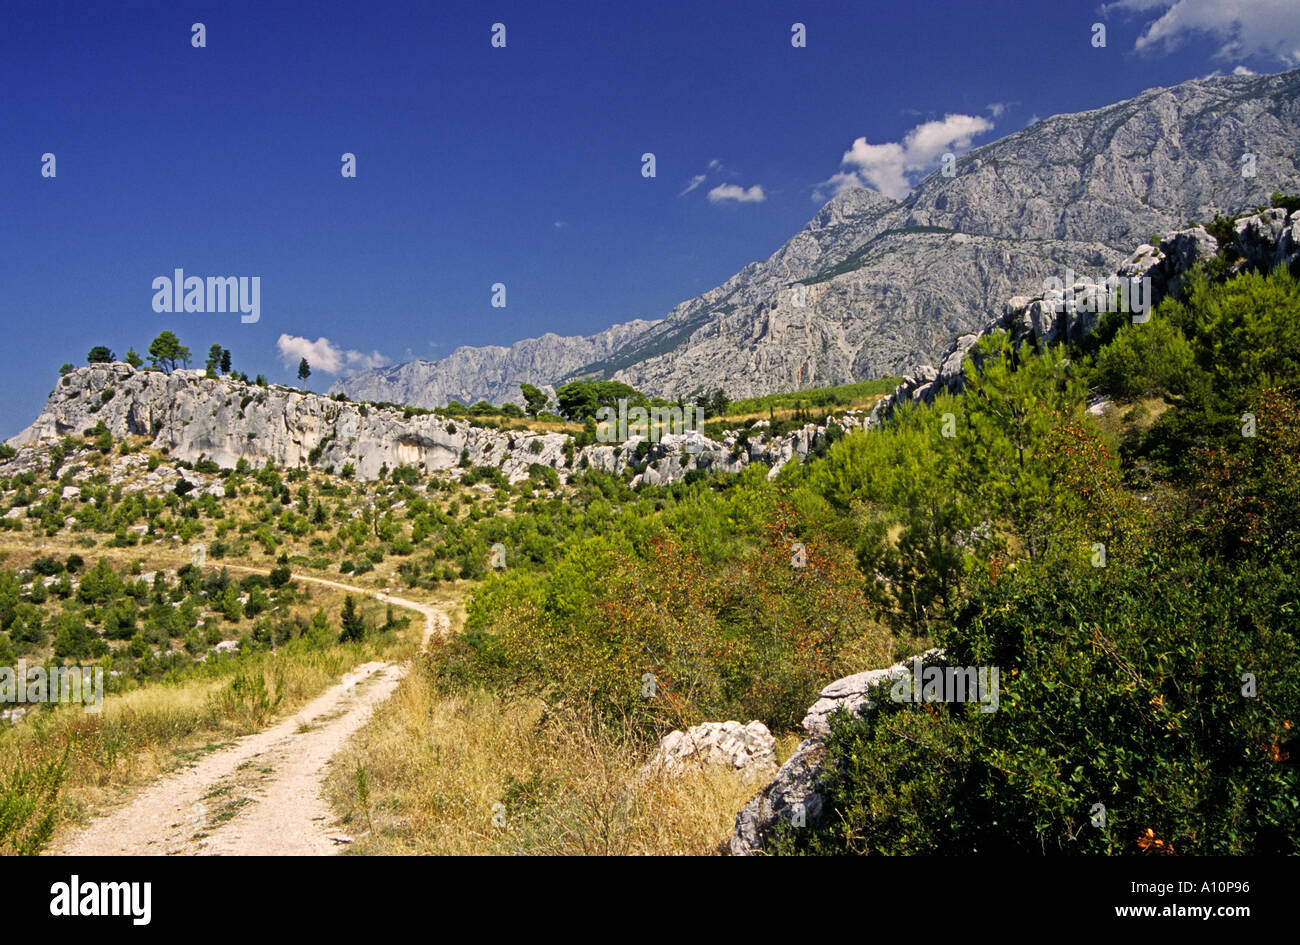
[57,576,448,856]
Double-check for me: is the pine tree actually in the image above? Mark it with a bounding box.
[339,594,366,642]
[958,331,1083,560]
[148,331,190,373]
[520,383,549,418]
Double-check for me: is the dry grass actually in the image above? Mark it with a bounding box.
[1088,395,1172,442]
[0,537,427,850]
[9,630,418,842]
[327,661,774,856]
[724,391,890,426]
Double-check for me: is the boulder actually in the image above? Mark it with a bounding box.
[800,649,945,736]
[800,661,911,737]
[646,720,777,781]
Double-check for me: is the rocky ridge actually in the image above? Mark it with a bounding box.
[870,206,1300,419]
[14,207,1296,493]
[6,366,870,488]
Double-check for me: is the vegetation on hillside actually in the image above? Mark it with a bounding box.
[12,227,1299,855]
[769,264,1300,855]
[426,254,1300,854]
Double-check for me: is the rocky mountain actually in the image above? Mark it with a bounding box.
[337,68,1300,407]
[329,318,660,409]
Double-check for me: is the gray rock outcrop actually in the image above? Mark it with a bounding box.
[731,650,945,856]
[730,738,826,856]
[5,366,872,487]
[645,720,777,781]
[870,206,1300,420]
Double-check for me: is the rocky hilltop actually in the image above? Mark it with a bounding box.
[336,69,1300,406]
[6,366,861,487]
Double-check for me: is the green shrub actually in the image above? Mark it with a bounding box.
[30,556,64,577]
[782,547,1300,855]
[1092,316,1197,400]
[442,518,891,737]
[0,752,67,856]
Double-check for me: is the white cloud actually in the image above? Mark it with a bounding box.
[1103,0,1300,65]
[1200,63,1258,78]
[275,334,388,375]
[553,220,568,228]
[681,159,739,197]
[818,113,995,200]
[987,102,1008,118]
[707,183,765,204]
[680,174,707,196]
[839,140,909,199]
[818,171,867,200]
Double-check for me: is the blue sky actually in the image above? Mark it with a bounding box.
[3,0,1299,434]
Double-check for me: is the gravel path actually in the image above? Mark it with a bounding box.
[57,575,447,856]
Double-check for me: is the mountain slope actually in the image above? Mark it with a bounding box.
[330,318,659,409]
[593,69,1300,399]
[337,68,1300,406]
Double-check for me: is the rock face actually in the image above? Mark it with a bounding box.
[870,206,1300,420]
[5,366,873,486]
[730,738,826,856]
[645,721,777,781]
[731,651,945,856]
[334,69,1300,407]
